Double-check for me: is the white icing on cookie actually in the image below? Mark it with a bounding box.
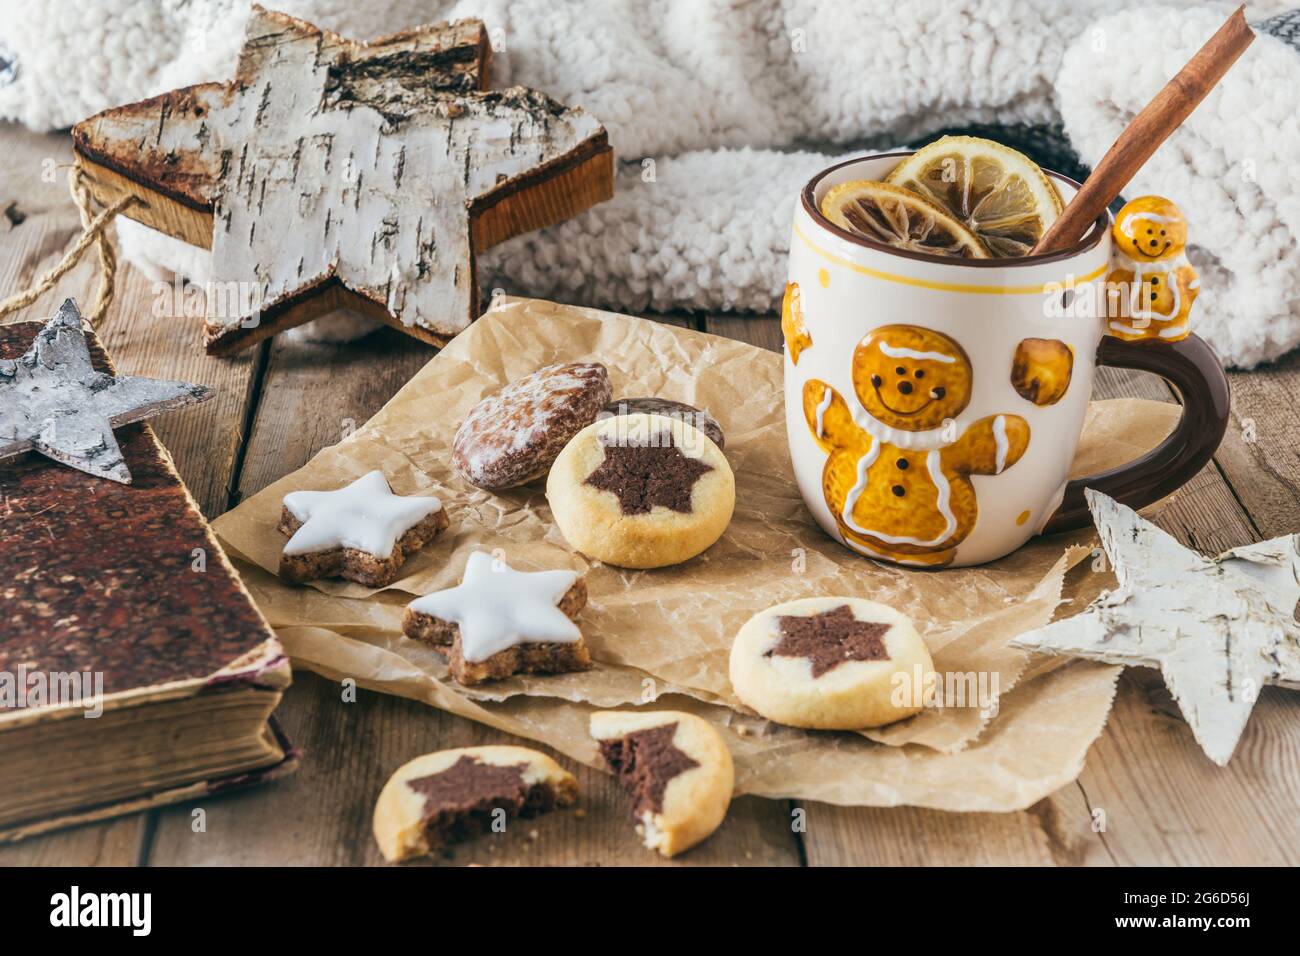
[993,415,1009,474]
[878,341,957,363]
[814,387,833,438]
[282,470,443,558]
[406,551,581,663]
[926,451,957,541]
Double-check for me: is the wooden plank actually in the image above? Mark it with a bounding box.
[147,672,799,866]
[94,269,261,517]
[1214,355,1300,539]
[146,316,800,865]
[800,785,1111,866]
[704,314,782,351]
[0,816,145,867]
[1073,669,1300,866]
[229,326,437,502]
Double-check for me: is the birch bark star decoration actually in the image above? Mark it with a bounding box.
[70,6,612,355]
[0,299,212,483]
[1011,490,1300,766]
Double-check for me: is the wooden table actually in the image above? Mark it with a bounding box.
[2,126,1298,867]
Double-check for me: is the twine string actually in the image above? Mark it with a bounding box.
[0,166,138,326]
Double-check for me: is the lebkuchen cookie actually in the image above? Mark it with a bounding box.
[452,362,611,490]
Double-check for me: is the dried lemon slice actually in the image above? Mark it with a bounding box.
[885,136,1063,257]
[819,180,989,259]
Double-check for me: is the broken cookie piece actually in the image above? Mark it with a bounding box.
[590,710,734,858]
[373,746,578,862]
[278,470,448,587]
[402,551,590,685]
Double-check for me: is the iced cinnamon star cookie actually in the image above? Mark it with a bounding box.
[729,597,934,730]
[402,551,590,685]
[547,412,734,568]
[374,746,578,862]
[590,710,734,858]
[278,470,448,587]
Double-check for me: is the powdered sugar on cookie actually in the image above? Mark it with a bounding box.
[452,362,612,489]
[282,470,443,558]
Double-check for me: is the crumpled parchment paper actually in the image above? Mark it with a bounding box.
[213,296,1180,810]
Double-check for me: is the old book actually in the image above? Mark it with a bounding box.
[0,319,296,842]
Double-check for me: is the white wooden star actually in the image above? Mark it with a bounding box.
[406,551,580,663]
[71,8,612,355]
[1012,489,1300,765]
[0,299,212,483]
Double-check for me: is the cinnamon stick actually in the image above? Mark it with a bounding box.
[1033,5,1254,255]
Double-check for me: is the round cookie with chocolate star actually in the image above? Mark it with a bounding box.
[547,412,734,569]
[373,745,578,863]
[729,596,934,729]
[590,710,734,858]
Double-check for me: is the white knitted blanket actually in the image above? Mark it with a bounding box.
[1,0,1297,367]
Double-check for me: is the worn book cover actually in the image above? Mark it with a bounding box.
[0,318,297,841]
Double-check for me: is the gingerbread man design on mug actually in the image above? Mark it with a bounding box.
[785,151,1230,567]
[1104,196,1199,342]
[802,325,1030,568]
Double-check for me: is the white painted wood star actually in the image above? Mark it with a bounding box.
[0,300,212,483]
[71,8,612,355]
[1012,489,1300,765]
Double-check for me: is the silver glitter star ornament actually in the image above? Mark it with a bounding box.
[0,299,212,482]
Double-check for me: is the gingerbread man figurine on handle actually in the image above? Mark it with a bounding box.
[1104,196,1199,343]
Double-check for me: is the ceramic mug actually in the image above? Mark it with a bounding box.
[784,152,1229,568]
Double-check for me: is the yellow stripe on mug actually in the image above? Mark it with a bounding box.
[793,220,1107,296]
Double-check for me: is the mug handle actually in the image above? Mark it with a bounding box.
[1041,333,1230,534]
